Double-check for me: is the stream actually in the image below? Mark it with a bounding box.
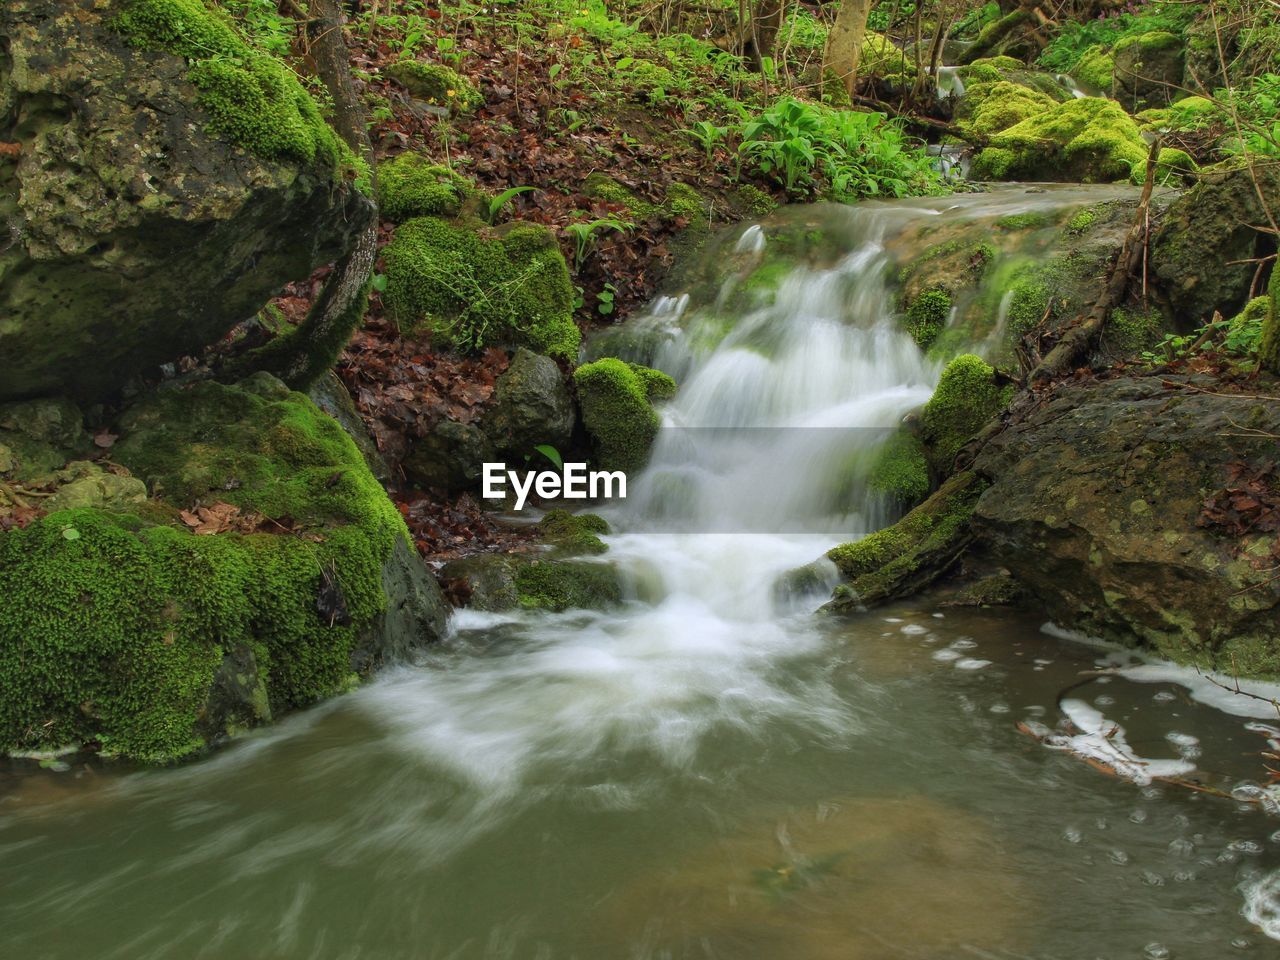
[5,188,1280,959]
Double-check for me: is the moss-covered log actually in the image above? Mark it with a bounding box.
[822,471,988,613]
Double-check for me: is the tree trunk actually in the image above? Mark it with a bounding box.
[233,0,378,392]
[823,0,874,98]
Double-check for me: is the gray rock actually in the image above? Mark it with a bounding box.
[352,537,450,672]
[403,418,495,492]
[0,0,372,401]
[972,376,1280,675]
[1152,165,1280,327]
[481,348,574,458]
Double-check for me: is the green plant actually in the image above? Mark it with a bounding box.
[597,282,618,316]
[738,97,937,200]
[488,185,537,223]
[680,120,730,161]
[563,218,632,270]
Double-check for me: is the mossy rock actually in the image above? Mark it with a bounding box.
[824,471,988,611]
[1112,31,1184,111]
[0,0,372,402]
[867,431,930,508]
[954,80,1055,139]
[904,288,952,349]
[383,216,580,360]
[971,97,1191,184]
[0,397,91,483]
[860,31,916,78]
[920,355,1011,477]
[377,155,483,222]
[959,9,1037,64]
[384,60,483,114]
[536,509,610,556]
[1152,164,1280,327]
[0,375,447,762]
[1261,265,1280,376]
[514,558,624,612]
[115,0,365,178]
[1102,305,1169,358]
[573,358,674,474]
[1071,45,1115,94]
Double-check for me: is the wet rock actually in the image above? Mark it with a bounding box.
[1152,164,1280,327]
[440,553,522,611]
[972,376,1280,675]
[441,551,624,613]
[480,348,575,459]
[352,537,450,672]
[403,418,496,493]
[0,0,372,401]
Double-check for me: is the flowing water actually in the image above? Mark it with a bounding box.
[5,190,1280,959]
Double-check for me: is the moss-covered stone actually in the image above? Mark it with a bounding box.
[1113,31,1183,110]
[384,60,483,113]
[971,97,1191,184]
[867,431,930,508]
[960,10,1036,63]
[514,558,623,612]
[824,471,988,611]
[0,375,436,762]
[920,355,1011,477]
[904,288,952,349]
[0,398,90,483]
[377,155,482,222]
[1105,305,1168,357]
[383,216,580,359]
[536,509,610,556]
[115,0,362,179]
[1072,45,1115,94]
[573,358,671,473]
[955,80,1054,139]
[1,0,373,402]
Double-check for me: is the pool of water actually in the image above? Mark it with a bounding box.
[3,598,1278,960]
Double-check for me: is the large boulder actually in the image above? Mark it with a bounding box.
[0,0,372,402]
[481,347,574,458]
[971,376,1280,675]
[0,374,448,761]
[1152,164,1280,327]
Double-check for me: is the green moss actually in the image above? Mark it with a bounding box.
[1073,45,1115,93]
[0,376,407,761]
[114,0,361,183]
[537,509,610,556]
[735,184,780,217]
[959,81,1054,138]
[377,155,482,222]
[905,288,952,349]
[867,431,930,507]
[384,60,483,113]
[514,559,623,611]
[1006,272,1051,337]
[1261,266,1280,375]
[996,211,1051,231]
[573,358,665,473]
[383,216,579,359]
[1065,208,1098,233]
[920,355,1011,475]
[630,363,678,401]
[972,97,1190,184]
[861,30,915,77]
[825,471,987,608]
[1106,305,1167,356]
